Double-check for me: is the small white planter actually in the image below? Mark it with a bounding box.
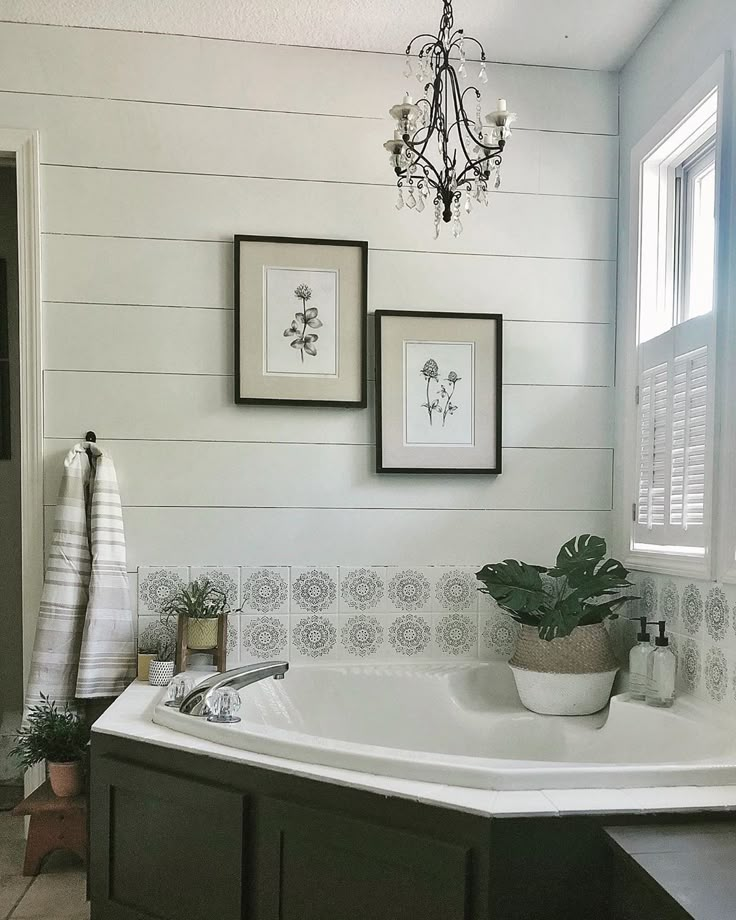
[149,660,175,686]
[510,666,619,716]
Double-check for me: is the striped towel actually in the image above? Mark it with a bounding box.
[25,443,135,712]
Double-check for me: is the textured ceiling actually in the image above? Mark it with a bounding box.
[0,0,673,70]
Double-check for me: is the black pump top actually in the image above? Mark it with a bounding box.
[636,616,650,642]
[655,620,669,647]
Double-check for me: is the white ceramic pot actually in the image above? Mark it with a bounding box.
[149,660,175,686]
[509,666,619,716]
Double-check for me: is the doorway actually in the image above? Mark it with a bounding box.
[0,162,22,807]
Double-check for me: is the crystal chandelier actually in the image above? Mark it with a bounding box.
[384,0,516,237]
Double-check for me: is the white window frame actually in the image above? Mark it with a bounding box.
[619,55,732,579]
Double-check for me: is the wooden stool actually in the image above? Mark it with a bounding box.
[12,779,87,876]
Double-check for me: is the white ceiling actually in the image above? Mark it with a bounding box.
[0,0,673,71]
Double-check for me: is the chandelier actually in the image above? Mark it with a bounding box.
[384,0,516,237]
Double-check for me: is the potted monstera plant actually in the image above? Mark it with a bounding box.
[476,535,636,715]
[162,577,229,651]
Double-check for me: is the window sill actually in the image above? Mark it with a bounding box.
[624,549,711,580]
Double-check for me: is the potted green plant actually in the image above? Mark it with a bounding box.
[162,577,229,651]
[12,695,89,797]
[149,631,177,686]
[137,618,178,681]
[476,534,636,715]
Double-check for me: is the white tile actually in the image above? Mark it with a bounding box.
[240,567,290,615]
[386,567,433,614]
[137,566,189,616]
[490,791,559,817]
[385,612,434,659]
[432,613,479,659]
[634,786,736,813]
[240,614,289,661]
[338,566,387,613]
[289,614,339,662]
[190,566,240,612]
[225,614,241,668]
[429,566,479,613]
[542,788,644,816]
[290,567,338,615]
[479,611,520,661]
[338,612,387,659]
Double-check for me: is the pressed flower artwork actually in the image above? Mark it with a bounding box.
[404,341,474,446]
[264,267,338,376]
[375,311,501,472]
[235,235,367,407]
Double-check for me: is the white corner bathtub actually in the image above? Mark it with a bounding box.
[152,661,736,791]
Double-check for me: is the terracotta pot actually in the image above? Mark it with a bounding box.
[187,617,218,649]
[137,652,155,681]
[509,623,619,716]
[48,760,83,797]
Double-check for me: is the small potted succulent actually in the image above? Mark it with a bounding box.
[137,618,177,681]
[148,631,177,686]
[163,577,229,650]
[476,535,637,715]
[12,695,89,797]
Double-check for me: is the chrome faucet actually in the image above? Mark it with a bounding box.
[178,661,289,717]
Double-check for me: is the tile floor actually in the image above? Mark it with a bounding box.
[0,813,88,920]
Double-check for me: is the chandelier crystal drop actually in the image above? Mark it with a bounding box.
[384,0,516,235]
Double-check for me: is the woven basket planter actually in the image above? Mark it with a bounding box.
[509,623,619,716]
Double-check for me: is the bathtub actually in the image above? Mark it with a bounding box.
[152,661,736,791]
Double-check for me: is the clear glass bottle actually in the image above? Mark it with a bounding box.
[628,617,652,700]
[646,621,676,708]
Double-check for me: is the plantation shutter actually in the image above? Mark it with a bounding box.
[634,314,712,551]
[636,361,669,530]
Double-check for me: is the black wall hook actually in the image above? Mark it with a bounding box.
[85,430,97,467]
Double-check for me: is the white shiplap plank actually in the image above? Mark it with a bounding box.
[43,302,613,385]
[539,132,619,199]
[43,439,612,512]
[43,234,615,323]
[370,250,615,323]
[43,235,232,308]
[42,506,612,568]
[43,371,613,449]
[42,166,618,260]
[0,91,553,197]
[0,23,618,134]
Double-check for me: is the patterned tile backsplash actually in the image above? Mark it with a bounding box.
[135,565,518,666]
[625,571,736,711]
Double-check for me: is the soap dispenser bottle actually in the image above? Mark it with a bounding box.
[628,617,652,700]
[646,621,676,708]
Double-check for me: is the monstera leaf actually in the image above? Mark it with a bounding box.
[537,595,583,641]
[475,560,549,623]
[548,534,607,584]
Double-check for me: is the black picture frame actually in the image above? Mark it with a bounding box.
[375,310,503,474]
[234,235,368,408]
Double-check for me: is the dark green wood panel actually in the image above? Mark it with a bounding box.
[91,755,245,920]
[251,796,473,920]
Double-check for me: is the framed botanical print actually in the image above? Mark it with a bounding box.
[234,235,367,407]
[375,311,502,473]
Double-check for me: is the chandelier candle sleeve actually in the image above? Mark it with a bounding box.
[385,0,517,236]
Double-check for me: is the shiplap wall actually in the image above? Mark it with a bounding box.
[0,22,618,571]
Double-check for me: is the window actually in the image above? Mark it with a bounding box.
[628,81,720,572]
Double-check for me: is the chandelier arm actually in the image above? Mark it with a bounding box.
[405,33,440,55]
[445,64,490,176]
